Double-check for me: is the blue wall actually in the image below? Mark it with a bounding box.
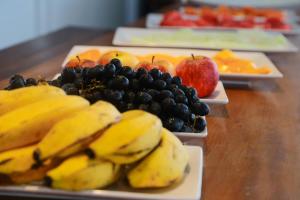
[0,0,140,49]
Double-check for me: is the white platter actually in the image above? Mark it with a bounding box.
[113,27,298,53]
[63,45,283,81]
[146,13,300,35]
[0,146,203,200]
[62,45,229,105]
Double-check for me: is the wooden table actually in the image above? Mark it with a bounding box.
[0,25,299,200]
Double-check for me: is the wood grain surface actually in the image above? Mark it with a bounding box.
[0,22,299,200]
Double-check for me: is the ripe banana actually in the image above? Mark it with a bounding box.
[0,144,58,184]
[88,110,162,164]
[34,101,121,162]
[0,96,89,152]
[0,145,37,174]
[127,128,189,188]
[46,155,120,191]
[0,85,66,116]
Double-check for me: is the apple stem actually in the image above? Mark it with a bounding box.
[116,53,119,57]
[152,56,155,64]
[76,56,81,62]
[191,54,195,60]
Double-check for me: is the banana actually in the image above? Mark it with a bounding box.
[0,145,37,174]
[0,96,89,152]
[0,144,59,184]
[127,128,189,188]
[34,101,121,162]
[88,110,162,164]
[46,155,120,191]
[0,85,66,116]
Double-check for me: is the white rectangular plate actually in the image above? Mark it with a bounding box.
[63,45,282,81]
[0,146,203,200]
[146,13,300,35]
[113,27,298,53]
[62,45,229,105]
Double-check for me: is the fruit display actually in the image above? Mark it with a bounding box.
[5,59,210,133]
[65,48,272,77]
[160,6,291,30]
[63,48,220,97]
[0,87,189,191]
[183,5,285,19]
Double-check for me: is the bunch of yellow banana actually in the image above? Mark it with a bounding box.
[34,101,121,162]
[0,85,189,191]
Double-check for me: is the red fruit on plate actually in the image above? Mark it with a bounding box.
[163,11,182,21]
[201,9,218,25]
[176,55,219,97]
[161,11,198,28]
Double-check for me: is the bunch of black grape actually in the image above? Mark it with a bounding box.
[5,75,38,90]
[6,58,210,133]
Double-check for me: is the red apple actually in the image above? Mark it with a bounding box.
[176,55,219,97]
